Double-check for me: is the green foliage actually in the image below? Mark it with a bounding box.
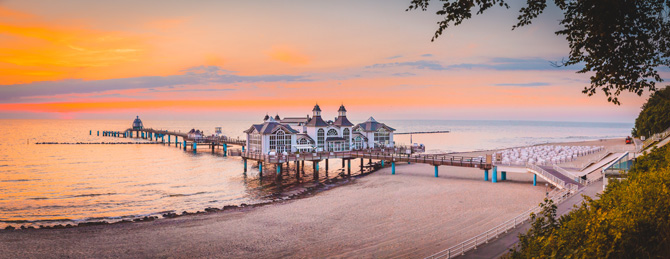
[632,86,670,138]
[505,145,670,258]
[407,0,670,105]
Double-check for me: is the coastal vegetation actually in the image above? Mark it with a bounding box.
[407,0,670,105]
[505,144,670,258]
[632,86,670,138]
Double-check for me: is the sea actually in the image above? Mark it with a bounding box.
[0,119,632,228]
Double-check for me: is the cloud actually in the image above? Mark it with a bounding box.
[367,60,446,70]
[366,57,572,72]
[0,65,310,102]
[385,55,403,60]
[494,82,551,87]
[391,72,416,77]
[420,54,433,57]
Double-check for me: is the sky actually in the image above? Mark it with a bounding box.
[0,0,659,122]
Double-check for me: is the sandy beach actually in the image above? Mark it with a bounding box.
[0,138,630,258]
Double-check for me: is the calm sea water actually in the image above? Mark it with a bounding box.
[0,119,632,227]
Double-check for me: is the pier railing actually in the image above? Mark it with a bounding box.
[241,150,492,169]
[425,188,573,259]
[552,164,582,183]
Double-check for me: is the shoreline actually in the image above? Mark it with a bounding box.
[2,137,630,232]
[1,163,382,231]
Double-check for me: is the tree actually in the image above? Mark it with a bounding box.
[632,86,670,138]
[407,0,670,105]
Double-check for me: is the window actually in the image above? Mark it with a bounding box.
[343,128,350,150]
[249,132,262,152]
[354,136,364,149]
[298,138,308,145]
[327,129,338,136]
[317,129,325,150]
[269,130,292,153]
[374,128,390,147]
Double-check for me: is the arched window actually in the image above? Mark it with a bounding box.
[343,128,350,150]
[327,129,338,136]
[298,138,308,145]
[354,136,363,149]
[270,130,291,153]
[317,129,325,150]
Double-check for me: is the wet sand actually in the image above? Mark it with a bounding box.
[0,138,630,258]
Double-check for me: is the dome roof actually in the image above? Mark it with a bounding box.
[132,116,143,129]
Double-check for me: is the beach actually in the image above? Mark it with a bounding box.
[0,138,631,258]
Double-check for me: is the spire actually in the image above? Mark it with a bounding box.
[338,104,347,117]
[263,113,270,121]
[312,103,321,117]
[274,114,281,120]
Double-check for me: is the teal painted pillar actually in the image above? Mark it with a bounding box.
[243,159,247,172]
[392,162,396,175]
[492,166,498,183]
[168,135,171,143]
[175,136,178,146]
[97,131,99,136]
[161,135,164,143]
[89,130,92,135]
[223,143,228,157]
[381,160,384,167]
[434,165,439,177]
[316,162,319,173]
[183,140,187,151]
[193,142,197,153]
[242,145,245,152]
[259,163,263,174]
[485,169,489,181]
[276,164,280,174]
[501,171,507,181]
[533,174,537,186]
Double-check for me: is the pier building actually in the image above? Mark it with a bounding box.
[132,116,143,130]
[244,104,395,154]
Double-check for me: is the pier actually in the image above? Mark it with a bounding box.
[96,125,498,182]
[93,123,588,193]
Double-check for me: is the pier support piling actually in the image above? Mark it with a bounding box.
[347,159,351,175]
[501,171,507,181]
[223,143,227,157]
[97,131,99,136]
[193,142,197,153]
[325,159,328,172]
[381,160,384,167]
[492,166,498,183]
[485,169,489,181]
[533,174,537,186]
[183,140,187,151]
[434,165,439,178]
[392,162,396,175]
[243,159,247,172]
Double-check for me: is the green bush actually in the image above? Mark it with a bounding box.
[506,145,670,258]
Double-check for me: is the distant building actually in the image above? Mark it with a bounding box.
[187,129,204,140]
[353,117,395,149]
[132,116,143,130]
[244,104,395,154]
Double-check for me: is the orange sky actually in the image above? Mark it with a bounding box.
[0,1,654,122]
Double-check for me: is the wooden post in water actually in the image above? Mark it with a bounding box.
[325,159,329,172]
[348,159,351,176]
[243,158,247,172]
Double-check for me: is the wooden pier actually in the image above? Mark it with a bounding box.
[96,126,494,180]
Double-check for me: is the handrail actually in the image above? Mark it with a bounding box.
[425,189,574,259]
[527,164,567,189]
[552,164,580,183]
